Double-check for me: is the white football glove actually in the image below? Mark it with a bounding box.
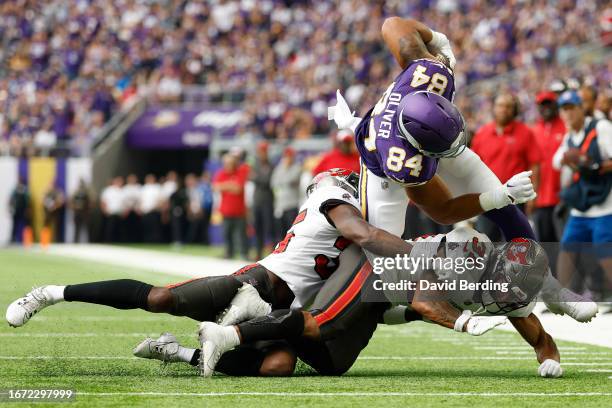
[428,31,456,71]
[479,171,537,211]
[328,90,361,133]
[453,310,507,336]
[538,359,563,378]
[465,316,507,336]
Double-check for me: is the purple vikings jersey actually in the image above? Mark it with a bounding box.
[355,59,455,185]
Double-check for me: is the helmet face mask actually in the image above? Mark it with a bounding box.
[306,168,359,199]
[396,91,467,159]
[479,239,549,314]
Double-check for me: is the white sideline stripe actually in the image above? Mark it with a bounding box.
[74,391,612,398]
[583,369,612,372]
[42,244,245,278]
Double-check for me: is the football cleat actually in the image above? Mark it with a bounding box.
[6,287,55,327]
[133,333,182,364]
[544,288,598,322]
[198,322,239,377]
[216,283,272,326]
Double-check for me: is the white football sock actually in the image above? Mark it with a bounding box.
[176,346,197,364]
[224,326,240,348]
[44,285,66,304]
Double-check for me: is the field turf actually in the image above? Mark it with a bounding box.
[1,248,611,407]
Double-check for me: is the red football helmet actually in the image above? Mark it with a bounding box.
[306,168,359,199]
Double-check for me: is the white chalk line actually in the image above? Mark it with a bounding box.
[5,356,611,363]
[72,391,612,398]
[357,356,612,361]
[495,351,612,356]
[476,346,586,351]
[27,316,181,322]
[0,333,193,338]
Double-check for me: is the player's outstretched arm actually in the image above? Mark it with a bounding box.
[381,17,455,70]
[327,203,413,258]
[510,314,562,378]
[406,172,536,225]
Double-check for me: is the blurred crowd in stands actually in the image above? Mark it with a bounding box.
[1,0,610,156]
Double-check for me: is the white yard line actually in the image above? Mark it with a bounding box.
[494,351,612,355]
[475,346,586,350]
[71,391,612,398]
[2,355,611,362]
[0,333,192,337]
[357,356,612,361]
[583,369,612,372]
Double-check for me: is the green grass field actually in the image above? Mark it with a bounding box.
[1,248,611,407]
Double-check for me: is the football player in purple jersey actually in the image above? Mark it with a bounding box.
[328,17,597,321]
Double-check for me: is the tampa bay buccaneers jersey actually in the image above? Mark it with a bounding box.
[382,227,536,317]
[355,58,455,185]
[258,185,360,308]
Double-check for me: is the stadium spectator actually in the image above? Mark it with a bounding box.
[169,177,189,246]
[185,173,205,244]
[1,1,606,157]
[470,93,541,240]
[139,174,162,243]
[271,147,302,238]
[312,130,361,175]
[9,179,30,243]
[552,90,612,298]
[42,181,65,243]
[531,91,567,244]
[579,85,605,120]
[160,171,178,242]
[214,153,249,260]
[251,141,275,259]
[100,176,124,243]
[122,174,141,243]
[69,179,93,243]
[596,90,611,120]
[198,171,214,245]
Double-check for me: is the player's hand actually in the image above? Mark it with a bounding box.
[465,316,507,336]
[538,359,563,378]
[328,90,361,132]
[505,171,536,204]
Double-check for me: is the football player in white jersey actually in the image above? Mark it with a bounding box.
[147,227,565,379]
[6,169,423,376]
